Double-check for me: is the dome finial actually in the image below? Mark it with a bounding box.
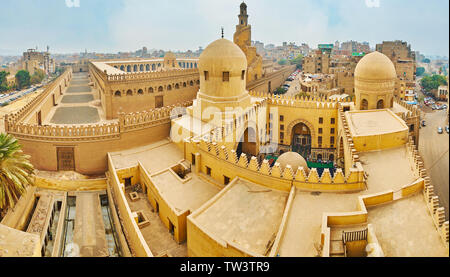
[221,27,224,39]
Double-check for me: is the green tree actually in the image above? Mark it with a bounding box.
[290,54,304,69]
[278,59,288,66]
[0,134,34,217]
[30,69,45,85]
[416,67,425,77]
[0,71,10,92]
[15,70,31,89]
[274,87,286,95]
[422,58,431,63]
[420,74,448,92]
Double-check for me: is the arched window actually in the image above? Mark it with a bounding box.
[140,65,144,71]
[127,90,133,96]
[196,80,200,85]
[361,99,368,110]
[134,65,138,72]
[175,84,180,89]
[137,89,144,95]
[127,65,131,72]
[158,63,161,68]
[190,63,193,68]
[190,81,194,86]
[194,63,197,68]
[377,99,384,109]
[183,82,187,87]
[152,64,156,71]
[149,87,154,93]
[114,91,121,97]
[158,86,163,92]
[146,64,150,71]
[167,85,172,91]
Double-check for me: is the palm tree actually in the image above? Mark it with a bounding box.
[0,133,34,217]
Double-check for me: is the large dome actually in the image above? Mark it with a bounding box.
[355,51,397,80]
[199,38,247,75]
[276,152,309,174]
[198,38,248,99]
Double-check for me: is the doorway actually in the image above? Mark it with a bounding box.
[155,96,164,108]
[168,220,174,235]
[37,111,42,126]
[124,177,131,187]
[57,147,75,171]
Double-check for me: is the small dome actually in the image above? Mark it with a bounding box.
[355,51,396,81]
[276,152,309,174]
[164,51,176,59]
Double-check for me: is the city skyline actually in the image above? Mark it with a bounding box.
[0,0,448,57]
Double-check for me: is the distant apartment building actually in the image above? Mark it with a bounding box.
[376,41,416,100]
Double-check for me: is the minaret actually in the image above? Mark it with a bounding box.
[238,2,248,26]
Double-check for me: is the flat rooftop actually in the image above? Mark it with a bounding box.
[110,139,183,173]
[278,191,357,257]
[368,193,448,257]
[192,178,288,256]
[359,146,418,193]
[151,170,220,213]
[0,224,40,257]
[346,109,408,137]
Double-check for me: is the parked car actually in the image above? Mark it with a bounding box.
[422,120,426,127]
[437,127,443,134]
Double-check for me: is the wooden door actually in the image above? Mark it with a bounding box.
[57,147,75,171]
[155,96,163,108]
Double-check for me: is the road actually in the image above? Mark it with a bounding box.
[419,107,449,220]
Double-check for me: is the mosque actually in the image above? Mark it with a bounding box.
[0,2,447,257]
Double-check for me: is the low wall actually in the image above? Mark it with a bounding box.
[34,176,107,191]
[6,100,192,175]
[0,186,37,230]
[138,163,190,243]
[247,65,296,94]
[319,176,436,257]
[107,154,153,257]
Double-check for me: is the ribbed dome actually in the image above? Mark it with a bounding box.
[277,152,309,174]
[355,51,396,80]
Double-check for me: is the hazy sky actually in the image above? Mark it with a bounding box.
[0,0,448,56]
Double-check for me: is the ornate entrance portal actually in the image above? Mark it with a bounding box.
[291,122,312,158]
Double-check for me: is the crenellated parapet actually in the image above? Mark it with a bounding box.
[337,104,361,166]
[6,100,193,142]
[188,138,366,192]
[405,136,449,246]
[106,68,199,82]
[248,90,352,109]
[119,101,193,131]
